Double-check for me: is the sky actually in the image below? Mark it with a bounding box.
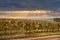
[0,0,60,19]
[0,0,60,11]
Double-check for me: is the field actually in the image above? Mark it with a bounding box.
[0,18,60,39]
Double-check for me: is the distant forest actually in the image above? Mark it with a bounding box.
[54,18,60,22]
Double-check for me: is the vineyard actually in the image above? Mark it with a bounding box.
[0,18,60,39]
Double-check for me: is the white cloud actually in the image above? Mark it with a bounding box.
[0,10,60,19]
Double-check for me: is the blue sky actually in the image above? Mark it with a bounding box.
[0,0,60,11]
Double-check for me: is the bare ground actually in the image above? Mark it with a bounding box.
[9,35,60,40]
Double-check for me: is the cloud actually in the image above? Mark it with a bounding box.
[0,10,60,18]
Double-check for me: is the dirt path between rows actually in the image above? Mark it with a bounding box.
[9,35,60,40]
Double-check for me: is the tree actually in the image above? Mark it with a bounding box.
[54,18,60,22]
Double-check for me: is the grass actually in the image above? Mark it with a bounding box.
[0,29,60,39]
[0,30,23,35]
[0,31,60,39]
